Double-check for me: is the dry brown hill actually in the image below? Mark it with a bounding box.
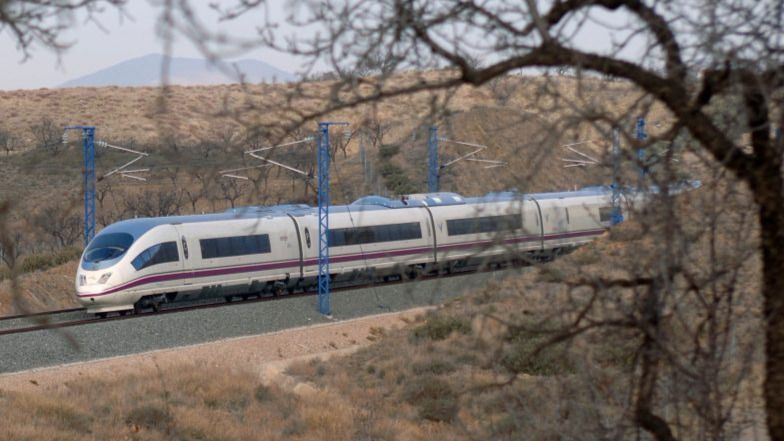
[0,72,674,314]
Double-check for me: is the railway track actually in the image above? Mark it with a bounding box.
[0,307,86,322]
[0,265,510,337]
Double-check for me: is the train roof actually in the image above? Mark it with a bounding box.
[94,185,615,241]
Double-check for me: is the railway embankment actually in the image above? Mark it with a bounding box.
[0,269,509,373]
[0,216,766,439]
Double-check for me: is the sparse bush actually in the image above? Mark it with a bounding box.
[379,162,417,194]
[204,392,248,412]
[29,116,62,153]
[125,403,171,431]
[489,414,523,439]
[0,126,19,155]
[20,246,81,273]
[42,403,93,434]
[411,359,457,376]
[282,416,307,437]
[501,328,574,376]
[412,315,472,341]
[254,384,272,402]
[33,203,81,249]
[403,376,459,422]
[378,144,400,160]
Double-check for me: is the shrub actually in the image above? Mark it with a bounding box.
[411,359,457,376]
[125,404,172,431]
[254,384,272,402]
[412,315,471,341]
[378,144,400,160]
[501,328,574,376]
[378,162,417,194]
[403,376,459,423]
[282,417,306,437]
[19,246,81,274]
[42,403,93,434]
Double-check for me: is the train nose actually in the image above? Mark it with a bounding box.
[77,271,113,287]
[75,268,116,300]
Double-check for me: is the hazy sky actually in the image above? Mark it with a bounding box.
[0,2,642,91]
[0,2,298,90]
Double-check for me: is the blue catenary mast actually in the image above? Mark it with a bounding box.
[317,121,349,316]
[428,126,439,192]
[636,117,647,184]
[64,125,96,246]
[610,128,623,225]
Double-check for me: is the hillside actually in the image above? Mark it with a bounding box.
[0,73,683,318]
[0,73,670,317]
[0,72,764,438]
[0,183,764,439]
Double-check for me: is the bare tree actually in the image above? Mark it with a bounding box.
[0,1,125,57]
[167,0,784,438]
[219,178,247,209]
[32,204,81,249]
[29,116,62,153]
[0,228,23,269]
[123,189,182,218]
[183,175,206,214]
[0,126,19,155]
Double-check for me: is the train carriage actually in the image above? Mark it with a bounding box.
[76,187,624,314]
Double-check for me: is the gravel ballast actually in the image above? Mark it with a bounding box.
[0,269,514,373]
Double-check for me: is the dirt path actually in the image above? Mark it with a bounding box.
[0,306,431,394]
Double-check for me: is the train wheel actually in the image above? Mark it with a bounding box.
[97,312,107,319]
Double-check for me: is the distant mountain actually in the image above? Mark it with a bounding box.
[58,53,295,88]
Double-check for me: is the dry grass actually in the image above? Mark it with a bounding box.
[0,72,671,315]
[0,199,765,439]
[0,73,764,438]
[0,260,81,315]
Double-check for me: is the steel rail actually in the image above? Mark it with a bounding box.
[0,263,528,337]
[0,307,86,322]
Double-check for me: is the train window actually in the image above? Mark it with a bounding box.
[199,234,271,259]
[304,228,311,248]
[446,214,521,236]
[131,242,179,271]
[565,208,570,224]
[83,233,134,264]
[329,222,422,247]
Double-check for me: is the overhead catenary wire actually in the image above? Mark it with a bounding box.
[560,140,600,168]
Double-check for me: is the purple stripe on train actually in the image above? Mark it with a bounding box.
[79,228,605,298]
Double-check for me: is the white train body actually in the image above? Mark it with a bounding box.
[75,187,623,313]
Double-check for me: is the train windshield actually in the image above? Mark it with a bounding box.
[83,233,134,263]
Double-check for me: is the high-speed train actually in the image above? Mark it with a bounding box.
[75,187,624,315]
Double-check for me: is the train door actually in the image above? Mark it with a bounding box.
[298,215,320,277]
[286,214,305,279]
[171,224,191,274]
[527,197,545,251]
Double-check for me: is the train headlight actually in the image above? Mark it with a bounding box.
[79,275,86,286]
[98,272,112,284]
